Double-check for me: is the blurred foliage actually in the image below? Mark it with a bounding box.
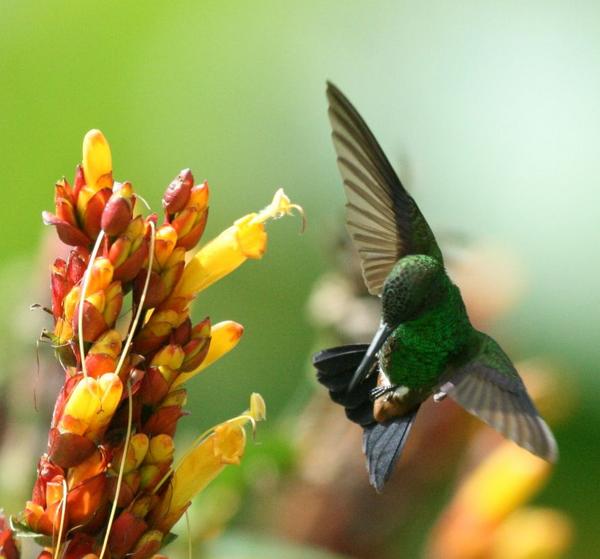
[1,1,599,558]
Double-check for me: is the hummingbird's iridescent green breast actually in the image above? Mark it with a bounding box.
[380,263,472,390]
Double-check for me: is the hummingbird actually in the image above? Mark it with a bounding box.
[313,82,558,492]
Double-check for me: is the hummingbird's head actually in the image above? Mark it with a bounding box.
[381,255,445,328]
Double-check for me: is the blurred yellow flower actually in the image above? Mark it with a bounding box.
[427,442,555,559]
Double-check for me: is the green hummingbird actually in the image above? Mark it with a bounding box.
[313,82,558,492]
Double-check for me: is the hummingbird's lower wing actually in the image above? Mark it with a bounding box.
[444,334,558,462]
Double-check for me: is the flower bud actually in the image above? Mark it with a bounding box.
[162,169,193,215]
[108,510,148,557]
[110,433,150,475]
[102,181,135,236]
[63,534,96,559]
[128,530,162,559]
[78,186,112,241]
[139,434,175,491]
[170,183,209,251]
[180,317,211,372]
[84,329,121,378]
[42,178,92,246]
[143,408,187,439]
[66,472,108,528]
[109,216,150,282]
[82,129,113,189]
[153,225,178,269]
[132,310,181,355]
[59,373,123,441]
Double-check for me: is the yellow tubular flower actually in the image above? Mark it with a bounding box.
[149,394,266,532]
[172,321,244,388]
[82,129,113,189]
[171,189,303,300]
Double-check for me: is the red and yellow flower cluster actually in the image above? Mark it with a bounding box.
[9,130,300,559]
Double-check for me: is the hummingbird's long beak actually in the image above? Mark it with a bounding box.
[348,322,394,393]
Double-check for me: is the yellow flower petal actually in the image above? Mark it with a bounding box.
[60,373,123,439]
[213,422,246,465]
[82,129,113,189]
[60,377,102,436]
[110,433,149,474]
[172,321,243,388]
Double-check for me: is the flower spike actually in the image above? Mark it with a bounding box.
[14,129,297,558]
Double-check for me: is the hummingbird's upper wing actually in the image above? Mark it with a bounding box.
[444,333,558,462]
[326,82,443,295]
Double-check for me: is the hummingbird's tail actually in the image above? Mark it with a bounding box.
[363,411,418,492]
[313,344,376,426]
[313,345,419,491]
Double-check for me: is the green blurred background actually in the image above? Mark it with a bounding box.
[1,1,599,557]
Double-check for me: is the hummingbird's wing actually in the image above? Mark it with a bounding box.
[444,334,558,462]
[326,82,443,295]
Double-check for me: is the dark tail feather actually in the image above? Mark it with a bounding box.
[363,408,419,492]
[313,344,417,491]
[312,344,377,426]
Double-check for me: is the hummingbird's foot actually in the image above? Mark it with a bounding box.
[370,384,399,401]
[432,381,455,403]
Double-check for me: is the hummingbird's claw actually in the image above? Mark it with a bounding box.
[370,384,398,401]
